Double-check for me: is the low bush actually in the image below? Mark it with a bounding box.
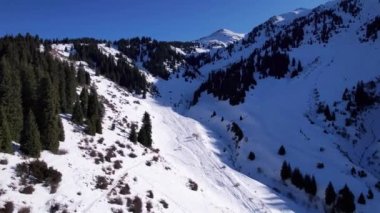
[15,160,62,193]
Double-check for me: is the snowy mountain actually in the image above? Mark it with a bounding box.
[196,28,245,50]
[1,0,380,212]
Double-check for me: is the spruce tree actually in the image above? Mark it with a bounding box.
[77,66,87,85]
[310,176,317,196]
[304,174,312,194]
[367,189,374,199]
[0,107,12,153]
[129,123,138,143]
[65,64,77,112]
[137,112,152,147]
[278,145,286,155]
[79,88,89,116]
[20,110,41,157]
[336,184,355,213]
[72,100,84,124]
[58,118,65,142]
[0,58,23,141]
[86,87,102,135]
[325,182,336,206]
[281,161,291,181]
[37,77,60,153]
[291,168,304,189]
[358,193,366,205]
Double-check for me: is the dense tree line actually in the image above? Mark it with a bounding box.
[366,16,380,41]
[116,37,185,80]
[70,42,148,95]
[72,87,104,135]
[192,50,302,106]
[0,34,80,156]
[280,161,317,196]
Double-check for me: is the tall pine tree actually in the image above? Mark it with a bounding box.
[72,99,84,125]
[37,77,60,153]
[336,184,356,213]
[137,112,152,147]
[325,182,336,206]
[0,58,23,141]
[20,110,41,157]
[0,106,12,153]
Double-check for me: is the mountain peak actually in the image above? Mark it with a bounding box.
[196,28,245,48]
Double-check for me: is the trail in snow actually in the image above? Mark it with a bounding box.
[158,106,270,212]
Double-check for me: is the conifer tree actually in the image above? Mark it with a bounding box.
[367,189,374,199]
[304,174,312,194]
[20,110,41,157]
[65,64,77,113]
[278,145,286,155]
[72,100,84,124]
[281,161,292,180]
[86,87,102,135]
[325,182,336,206]
[358,193,366,205]
[0,58,23,141]
[37,77,60,153]
[79,88,89,116]
[0,106,12,153]
[77,65,87,85]
[58,118,65,142]
[310,176,317,196]
[129,123,138,143]
[291,168,304,189]
[138,112,152,147]
[336,184,355,213]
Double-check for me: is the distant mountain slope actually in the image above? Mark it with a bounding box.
[196,29,245,49]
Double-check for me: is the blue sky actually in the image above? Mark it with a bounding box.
[0,0,330,41]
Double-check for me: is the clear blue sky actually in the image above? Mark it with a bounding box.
[0,0,330,41]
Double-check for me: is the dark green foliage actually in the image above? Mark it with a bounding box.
[281,161,292,181]
[366,16,380,40]
[71,42,148,94]
[336,184,355,213]
[278,145,286,155]
[291,168,304,189]
[37,77,60,153]
[358,193,366,205]
[76,65,88,85]
[20,110,41,158]
[15,160,62,191]
[57,118,65,142]
[72,100,84,124]
[0,35,78,156]
[304,175,317,196]
[138,112,152,147]
[248,151,255,161]
[355,81,375,109]
[129,123,138,143]
[0,107,12,153]
[85,87,103,135]
[230,122,244,142]
[0,58,23,141]
[367,189,374,199]
[79,88,89,116]
[117,37,184,80]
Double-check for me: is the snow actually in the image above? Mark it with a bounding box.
[196,29,245,49]
[0,55,292,213]
[2,0,380,212]
[271,8,311,25]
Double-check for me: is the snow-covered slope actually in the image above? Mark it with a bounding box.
[196,29,244,49]
[1,0,380,212]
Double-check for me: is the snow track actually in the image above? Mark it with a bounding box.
[157,106,270,212]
